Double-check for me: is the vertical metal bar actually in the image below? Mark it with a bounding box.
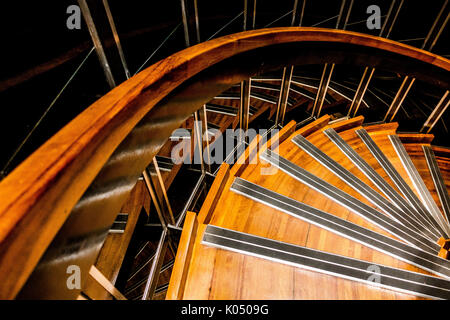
[142,170,167,229]
[202,105,212,172]
[244,0,257,30]
[380,0,404,38]
[239,79,251,137]
[291,0,299,26]
[151,158,175,225]
[336,0,354,29]
[102,0,130,79]
[422,0,449,51]
[383,76,415,122]
[379,0,396,37]
[298,0,306,26]
[176,173,206,227]
[193,111,205,173]
[180,0,200,47]
[428,12,450,52]
[420,91,450,133]
[241,1,254,143]
[141,229,168,300]
[181,0,204,175]
[312,63,335,117]
[142,170,167,228]
[342,0,353,30]
[78,0,116,88]
[380,2,410,127]
[275,67,294,126]
[348,66,375,117]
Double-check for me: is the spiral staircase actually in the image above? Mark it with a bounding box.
[0,1,449,300]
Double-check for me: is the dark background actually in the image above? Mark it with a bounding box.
[0,0,448,177]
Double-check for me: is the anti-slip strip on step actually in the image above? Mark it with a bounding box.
[260,149,440,254]
[202,225,450,299]
[389,135,450,236]
[291,133,439,241]
[423,145,450,224]
[356,128,444,235]
[324,128,443,238]
[230,177,450,279]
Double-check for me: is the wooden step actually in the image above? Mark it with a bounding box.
[167,115,450,300]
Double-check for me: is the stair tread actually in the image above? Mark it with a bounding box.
[403,144,448,222]
[177,122,441,300]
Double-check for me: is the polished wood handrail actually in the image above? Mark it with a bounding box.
[0,27,449,299]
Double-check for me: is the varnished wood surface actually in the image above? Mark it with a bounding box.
[166,211,198,300]
[1,28,449,299]
[173,120,449,300]
[398,133,435,144]
[198,164,231,225]
[83,180,146,300]
[230,136,262,178]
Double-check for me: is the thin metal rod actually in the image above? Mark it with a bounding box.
[193,111,205,173]
[311,15,339,27]
[202,105,212,172]
[180,0,200,47]
[298,0,306,26]
[152,158,175,225]
[347,15,387,26]
[243,0,257,30]
[1,47,95,176]
[383,76,415,122]
[336,0,346,28]
[142,229,168,300]
[275,66,293,126]
[384,0,404,39]
[398,37,426,43]
[421,90,450,133]
[348,67,375,117]
[429,11,450,52]
[291,0,299,26]
[207,11,243,40]
[78,0,116,88]
[422,0,449,50]
[239,79,251,136]
[379,0,396,37]
[142,170,167,229]
[312,63,335,117]
[342,0,354,30]
[176,172,205,227]
[336,0,354,29]
[135,23,182,75]
[264,10,294,28]
[102,0,130,79]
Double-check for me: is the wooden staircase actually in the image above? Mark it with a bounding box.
[166,115,450,300]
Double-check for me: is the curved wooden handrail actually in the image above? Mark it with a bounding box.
[0,27,449,299]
